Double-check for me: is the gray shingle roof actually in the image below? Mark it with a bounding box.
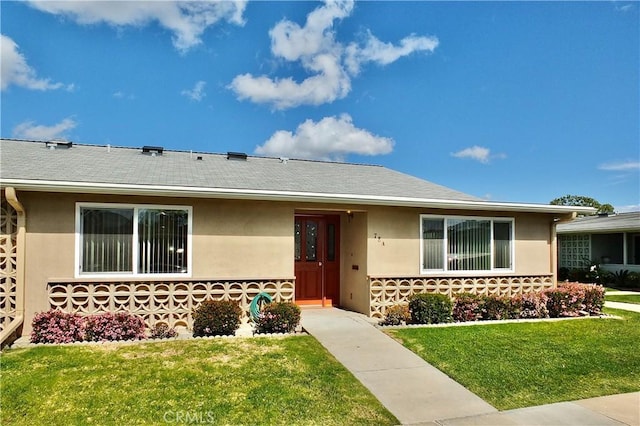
[0,139,480,201]
[557,212,640,233]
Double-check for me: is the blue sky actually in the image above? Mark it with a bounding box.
[2,1,638,211]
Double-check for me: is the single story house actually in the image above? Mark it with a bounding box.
[0,138,592,343]
[557,212,640,274]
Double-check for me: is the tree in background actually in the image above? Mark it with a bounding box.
[550,195,615,215]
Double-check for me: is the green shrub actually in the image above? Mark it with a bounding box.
[408,293,453,324]
[254,302,301,334]
[452,293,483,322]
[379,305,410,326]
[481,295,520,320]
[192,299,242,337]
[623,271,640,289]
[149,323,178,339]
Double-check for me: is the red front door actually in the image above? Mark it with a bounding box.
[295,215,340,306]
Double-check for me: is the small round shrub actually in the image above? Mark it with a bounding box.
[452,293,483,322]
[30,310,85,344]
[192,299,242,337]
[84,312,146,342]
[379,304,410,326]
[149,323,178,339]
[408,293,453,324]
[254,302,301,334]
[481,295,520,320]
[514,292,549,319]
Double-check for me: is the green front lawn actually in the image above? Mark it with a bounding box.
[1,336,397,426]
[387,308,640,410]
[605,294,640,305]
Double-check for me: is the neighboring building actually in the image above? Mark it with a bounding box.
[0,139,592,343]
[557,212,640,273]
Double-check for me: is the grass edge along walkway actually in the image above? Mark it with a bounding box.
[387,308,640,411]
[1,335,398,426]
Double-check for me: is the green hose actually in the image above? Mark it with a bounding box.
[250,292,273,322]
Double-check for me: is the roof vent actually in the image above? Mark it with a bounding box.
[227,151,247,161]
[142,145,164,156]
[46,140,73,150]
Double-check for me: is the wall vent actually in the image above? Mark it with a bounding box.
[142,146,164,156]
[227,151,247,161]
[45,140,73,150]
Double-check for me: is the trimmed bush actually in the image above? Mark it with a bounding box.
[149,323,178,339]
[452,293,483,322]
[514,292,549,319]
[254,302,301,334]
[581,284,605,315]
[30,310,85,344]
[84,312,146,342]
[623,271,640,289]
[408,293,453,324]
[545,285,584,317]
[481,295,520,320]
[192,299,242,337]
[379,305,410,326]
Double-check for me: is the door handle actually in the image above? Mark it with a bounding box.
[318,262,323,266]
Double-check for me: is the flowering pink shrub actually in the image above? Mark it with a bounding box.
[581,284,605,315]
[453,293,484,322]
[149,323,178,339]
[544,285,584,317]
[254,302,301,334]
[30,310,85,344]
[84,312,146,341]
[514,292,549,319]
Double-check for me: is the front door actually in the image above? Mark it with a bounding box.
[295,215,340,306]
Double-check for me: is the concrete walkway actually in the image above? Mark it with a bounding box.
[301,308,497,424]
[605,301,640,313]
[301,308,640,426]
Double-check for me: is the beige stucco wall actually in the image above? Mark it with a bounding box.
[339,211,369,314]
[18,192,294,333]
[14,191,557,335]
[365,206,554,277]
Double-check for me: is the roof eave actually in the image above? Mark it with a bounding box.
[1,179,596,215]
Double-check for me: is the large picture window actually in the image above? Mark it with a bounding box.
[77,204,191,276]
[421,215,514,273]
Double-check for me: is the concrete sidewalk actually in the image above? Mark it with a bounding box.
[301,307,497,424]
[605,301,640,313]
[301,308,639,426]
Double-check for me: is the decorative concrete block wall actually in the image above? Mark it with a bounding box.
[48,279,295,329]
[0,199,18,333]
[369,275,554,318]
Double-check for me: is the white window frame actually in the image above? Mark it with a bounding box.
[420,214,515,275]
[75,202,193,278]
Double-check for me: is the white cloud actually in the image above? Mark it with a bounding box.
[255,114,394,161]
[451,145,506,164]
[12,117,77,140]
[598,161,640,171]
[229,0,438,109]
[345,32,438,74]
[1,34,65,91]
[27,0,247,53]
[181,80,207,101]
